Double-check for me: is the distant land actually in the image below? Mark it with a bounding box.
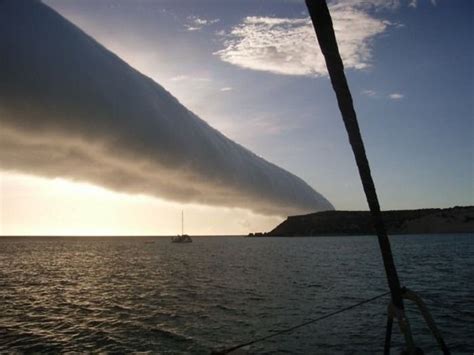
[249,206,474,237]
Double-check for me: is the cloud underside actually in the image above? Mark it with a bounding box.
[215,4,389,76]
[0,0,334,216]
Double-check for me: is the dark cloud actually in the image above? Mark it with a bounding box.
[0,0,333,216]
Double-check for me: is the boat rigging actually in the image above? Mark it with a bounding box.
[172,210,192,243]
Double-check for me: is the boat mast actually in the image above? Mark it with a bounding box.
[181,210,184,235]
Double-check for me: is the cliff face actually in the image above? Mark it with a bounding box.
[266,206,474,236]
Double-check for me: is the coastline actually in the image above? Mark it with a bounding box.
[249,206,474,237]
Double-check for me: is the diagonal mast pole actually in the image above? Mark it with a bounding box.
[304,0,415,351]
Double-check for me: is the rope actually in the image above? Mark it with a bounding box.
[302,2,419,350]
[304,0,405,310]
[211,291,390,354]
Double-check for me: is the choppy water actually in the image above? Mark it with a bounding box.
[0,234,472,354]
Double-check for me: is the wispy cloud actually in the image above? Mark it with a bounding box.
[214,2,391,76]
[362,90,406,100]
[170,74,189,82]
[246,116,288,136]
[231,112,302,140]
[389,93,404,100]
[220,87,233,92]
[185,16,219,31]
[362,89,377,97]
[170,74,211,83]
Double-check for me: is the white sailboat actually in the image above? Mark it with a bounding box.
[171,211,192,243]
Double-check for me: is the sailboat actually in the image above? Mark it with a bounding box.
[171,211,192,243]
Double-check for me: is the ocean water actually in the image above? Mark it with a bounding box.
[0,234,472,354]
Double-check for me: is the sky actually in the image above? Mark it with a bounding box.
[0,0,472,235]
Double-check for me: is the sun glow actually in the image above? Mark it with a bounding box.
[0,172,282,236]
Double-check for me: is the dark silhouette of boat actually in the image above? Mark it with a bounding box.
[171,211,192,243]
[171,234,192,243]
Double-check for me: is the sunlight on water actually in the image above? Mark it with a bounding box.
[0,235,472,353]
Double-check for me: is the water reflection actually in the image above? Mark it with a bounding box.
[0,235,472,353]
